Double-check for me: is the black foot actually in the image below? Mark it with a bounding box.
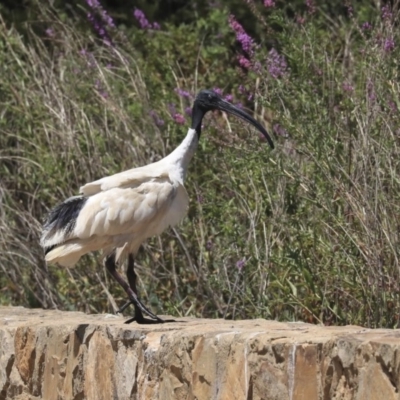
[124,315,176,324]
[122,304,175,324]
[105,253,166,323]
[116,296,163,321]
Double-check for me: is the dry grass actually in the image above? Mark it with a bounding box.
[1,1,400,327]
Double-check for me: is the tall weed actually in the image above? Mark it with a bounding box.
[1,1,399,327]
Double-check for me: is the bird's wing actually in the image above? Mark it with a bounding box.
[41,177,187,266]
[74,177,179,240]
[80,162,167,196]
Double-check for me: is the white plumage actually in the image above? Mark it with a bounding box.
[41,128,196,267]
[40,90,274,324]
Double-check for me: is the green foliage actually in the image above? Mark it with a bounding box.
[1,0,400,328]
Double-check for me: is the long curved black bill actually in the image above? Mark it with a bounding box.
[216,99,274,149]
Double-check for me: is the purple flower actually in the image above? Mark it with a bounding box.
[342,82,354,92]
[273,124,288,137]
[236,258,246,271]
[264,0,275,7]
[174,88,191,98]
[224,94,233,102]
[86,0,100,8]
[384,38,395,52]
[185,107,192,116]
[134,8,159,30]
[347,6,353,17]
[134,8,151,29]
[306,0,316,15]
[86,0,115,44]
[266,48,287,79]
[228,15,254,57]
[388,100,397,113]
[236,32,254,54]
[296,15,306,25]
[213,87,223,95]
[362,22,372,30]
[238,86,253,101]
[79,49,96,68]
[228,15,243,35]
[238,55,252,69]
[381,5,393,21]
[45,28,54,37]
[173,113,186,125]
[149,110,165,127]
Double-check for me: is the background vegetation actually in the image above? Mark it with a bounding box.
[1,0,400,328]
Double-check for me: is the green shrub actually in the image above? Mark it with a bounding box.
[1,0,399,328]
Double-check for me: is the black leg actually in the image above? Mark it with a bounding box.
[127,254,137,292]
[123,254,163,324]
[116,254,138,314]
[123,254,176,324]
[104,253,165,324]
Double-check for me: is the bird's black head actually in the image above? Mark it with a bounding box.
[193,89,223,112]
[191,89,274,149]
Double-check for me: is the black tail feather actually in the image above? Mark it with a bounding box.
[42,195,87,242]
[44,244,57,255]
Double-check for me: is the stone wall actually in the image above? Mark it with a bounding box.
[0,307,399,399]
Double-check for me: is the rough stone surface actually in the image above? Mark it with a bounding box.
[1,307,400,400]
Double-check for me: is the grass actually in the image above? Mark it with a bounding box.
[1,0,400,328]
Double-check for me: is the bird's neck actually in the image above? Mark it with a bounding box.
[166,128,199,182]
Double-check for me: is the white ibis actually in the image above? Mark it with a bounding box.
[40,89,274,324]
